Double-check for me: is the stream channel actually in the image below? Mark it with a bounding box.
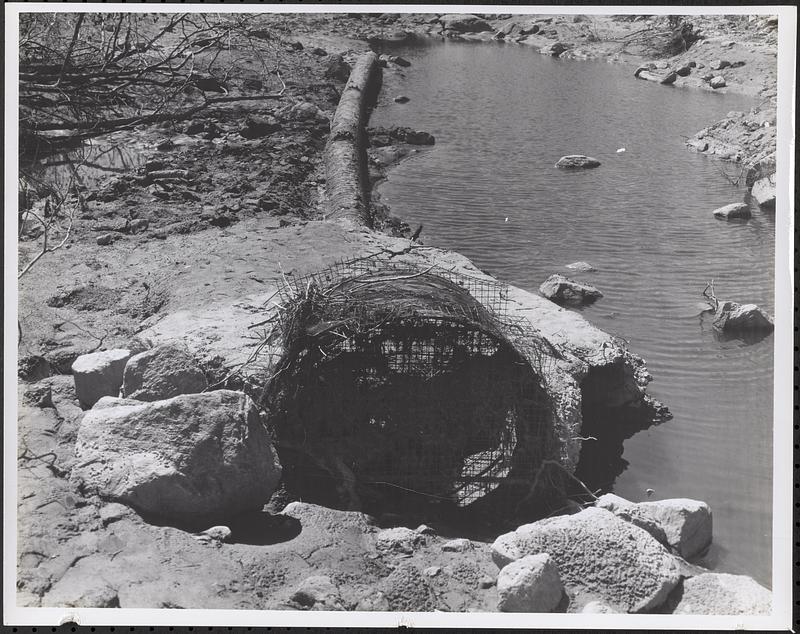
[371,38,774,587]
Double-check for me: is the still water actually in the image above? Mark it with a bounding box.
[372,40,774,587]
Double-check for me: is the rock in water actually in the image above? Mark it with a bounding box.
[496,553,563,612]
[122,344,208,401]
[712,202,751,219]
[598,494,712,560]
[565,261,596,272]
[539,274,603,305]
[637,498,713,560]
[660,71,678,85]
[72,349,132,408]
[491,507,680,613]
[555,155,601,169]
[671,573,771,615]
[712,301,774,333]
[539,42,568,57]
[71,390,281,519]
[750,173,776,208]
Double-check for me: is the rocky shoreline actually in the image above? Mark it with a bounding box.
[14,12,778,619]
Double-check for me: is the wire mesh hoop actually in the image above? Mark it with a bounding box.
[268,255,563,507]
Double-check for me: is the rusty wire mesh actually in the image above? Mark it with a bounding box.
[266,255,565,508]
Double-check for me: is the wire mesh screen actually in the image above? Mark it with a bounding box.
[267,255,564,508]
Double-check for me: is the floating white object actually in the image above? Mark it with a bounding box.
[646,488,655,497]
[616,147,626,153]
[504,217,509,222]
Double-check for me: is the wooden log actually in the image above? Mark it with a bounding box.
[325,52,381,226]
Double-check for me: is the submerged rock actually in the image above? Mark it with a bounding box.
[539,274,603,305]
[712,301,774,333]
[491,507,680,613]
[72,349,132,408]
[71,390,281,519]
[555,155,601,169]
[564,261,596,272]
[496,553,563,612]
[712,202,750,219]
[670,573,771,615]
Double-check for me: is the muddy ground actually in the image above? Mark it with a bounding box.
[13,12,779,615]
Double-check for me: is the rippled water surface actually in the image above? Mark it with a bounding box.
[372,40,774,586]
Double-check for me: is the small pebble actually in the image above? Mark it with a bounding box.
[394,95,410,103]
[424,566,441,577]
[96,234,113,246]
[442,538,472,552]
[479,576,495,589]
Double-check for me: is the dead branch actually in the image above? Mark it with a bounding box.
[702,279,719,311]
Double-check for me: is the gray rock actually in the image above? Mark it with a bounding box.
[539,274,603,305]
[324,54,351,82]
[638,498,712,560]
[675,65,692,76]
[595,493,669,547]
[240,114,281,139]
[565,261,596,272]
[671,573,771,615]
[710,76,727,89]
[373,563,437,611]
[23,383,53,408]
[751,173,776,208]
[660,71,678,85]
[491,507,680,613]
[442,538,473,552]
[376,526,423,554]
[292,575,344,610]
[393,95,410,103]
[709,59,731,70]
[496,553,563,612]
[555,155,601,169]
[581,600,618,613]
[539,42,568,57]
[439,13,493,33]
[122,344,208,402]
[200,525,232,542]
[96,233,113,246]
[71,390,281,519]
[99,502,130,526]
[128,218,149,233]
[355,591,391,611]
[71,349,132,408]
[19,355,51,382]
[712,202,750,219]
[712,301,774,333]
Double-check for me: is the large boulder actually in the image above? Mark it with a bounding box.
[712,202,750,219]
[637,499,712,560]
[539,274,603,305]
[439,14,493,33]
[555,155,600,169]
[71,390,281,519]
[671,573,771,615]
[121,344,208,402]
[491,507,680,613]
[597,494,712,560]
[496,553,563,612]
[71,349,132,408]
[750,173,776,208]
[712,301,774,333]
